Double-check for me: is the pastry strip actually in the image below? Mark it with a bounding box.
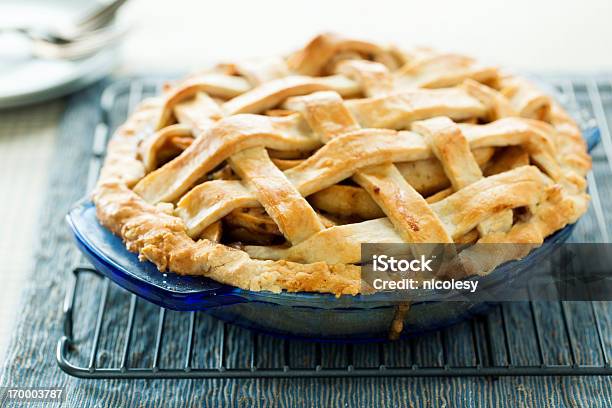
[157,74,251,129]
[228,147,325,244]
[353,164,453,243]
[222,75,360,115]
[140,124,193,172]
[395,54,497,89]
[416,117,514,235]
[459,118,560,180]
[287,33,386,76]
[346,88,487,129]
[283,91,360,142]
[229,56,290,85]
[335,60,394,97]
[172,92,224,135]
[134,113,320,203]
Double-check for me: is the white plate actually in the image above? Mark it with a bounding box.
[0,0,119,109]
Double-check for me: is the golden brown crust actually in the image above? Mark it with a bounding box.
[94,181,361,295]
[92,33,591,295]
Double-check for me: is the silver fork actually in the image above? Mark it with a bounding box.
[31,24,130,60]
[1,0,129,59]
[68,0,130,38]
[1,0,129,43]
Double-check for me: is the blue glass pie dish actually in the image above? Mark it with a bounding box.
[67,127,600,342]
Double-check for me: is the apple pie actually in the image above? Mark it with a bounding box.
[93,33,591,295]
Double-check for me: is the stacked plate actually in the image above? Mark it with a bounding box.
[0,0,119,108]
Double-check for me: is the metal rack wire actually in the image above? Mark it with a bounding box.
[57,76,612,378]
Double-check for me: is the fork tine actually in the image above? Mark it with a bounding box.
[75,0,130,32]
[32,25,129,60]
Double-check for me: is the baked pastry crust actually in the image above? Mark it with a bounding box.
[93,33,591,295]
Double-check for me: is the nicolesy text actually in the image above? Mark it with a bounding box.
[372,278,479,293]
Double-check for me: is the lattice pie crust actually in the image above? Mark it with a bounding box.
[93,33,591,295]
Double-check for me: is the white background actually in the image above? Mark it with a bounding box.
[119,0,612,73]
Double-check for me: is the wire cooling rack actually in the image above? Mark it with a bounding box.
[57,75,612,378]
